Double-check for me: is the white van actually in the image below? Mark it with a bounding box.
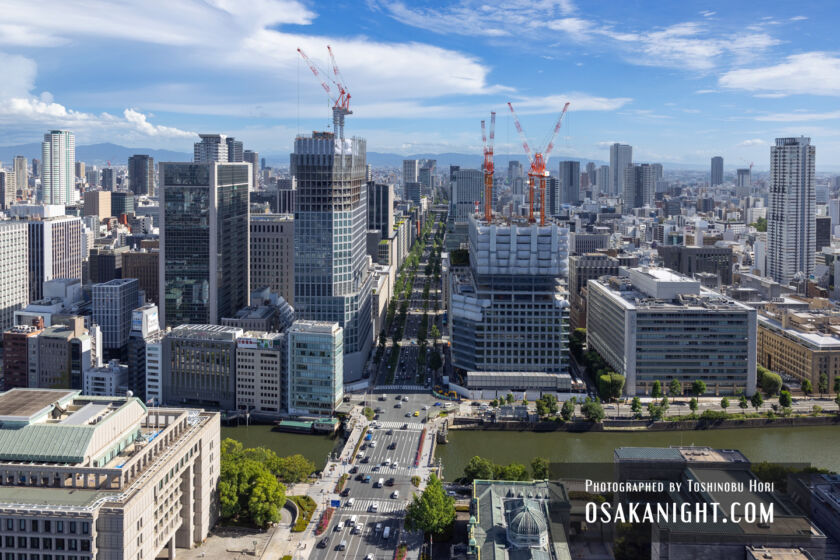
[383,458,391,466]
[376,478,384,488]
[346,498,355,508]
[349,515,357,526]
[369,502,379,512]
[391,490,399,499]
[383,526,391,540]
[338,540,347,551]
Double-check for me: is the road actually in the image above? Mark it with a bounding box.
[308,392,446,560]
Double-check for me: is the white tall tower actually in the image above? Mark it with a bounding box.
[768,136,815,285]
[609,143,632,196]
[41,130,75,204]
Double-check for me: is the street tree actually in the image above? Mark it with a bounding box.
[463,456,495,483]
[561,399,575,421]
[691,380,707,398]
[801,379,813,397]
[751,391,764,413]
[720,397,729,413]
[651,380,663,398]
[581,399,605,422]
[689,397,699,415]
[818,373,828,396]
[834,377,840,395]
[669,379,682,398]
[630,397,642,418]
[779,390,792,409]
[739,394,749,416]
[404,474,455,537]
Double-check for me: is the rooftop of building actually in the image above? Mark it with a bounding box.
[167,323,243,341]
[93,278,138,288]
[0,389,148,465]
[250,213,293,222]
[746,547,815,560]
[288,320,340,334]
[758,303,840,350]
[615,446,749,463]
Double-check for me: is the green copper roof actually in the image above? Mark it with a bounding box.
[0,424,95,463]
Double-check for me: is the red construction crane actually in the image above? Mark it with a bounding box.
[297,46,352,139]
[481,111,496,222]
[507,101,570,225]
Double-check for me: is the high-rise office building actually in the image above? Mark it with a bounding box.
[226,137,243,162]
[419,159,435,192]
[559,160,580,205]
[609,143,632,196]
[85,168,99,189]
[368,182,394,240]
[568,253,619,329]
[83,190,112,220]
[0,222,28,331]
[128,154,155,196]
[587,267,756,396]
[736,168,751,197]
[0,388,220,560]
[111,191,134,216]
[41,130,75,204]
[13,155,27,196]
[0,170,14,210]
[651,163,663,181]
[123,249,160,305]
[585,161,596,186]
[127,303,159,401]
[816,216,831,252]
[623,163,655,210]
[162,324,242,409]
[292,131,372,379]
[405,181,422,205]
[402,159,419,184]
[451,217,571,383]
[508,160,524,184]
[768,137,815,285]
[74,160,85,179]
[243,149,259,189]
[159,161,251,327]
[92,278,140,355]
[596,165,609,195]
[193,133,228,163]
[250,213,294,305]
[287,320,343,416]
[27,215,83,302]
[100,167,116,191]
[711,156,724,186]
[452,169,483,223]
[1,322,43,390]
[31,158,40,179]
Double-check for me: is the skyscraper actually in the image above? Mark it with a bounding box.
[711,156,724,186]
[292,130,373,379]
[27,215,83,302]
[402,159,419,185]
[623,164,655,210]
[159,162,251,327]
[768,137,815,285]
[0,222,28,331]
[226,137,243,162]
[585,161,596,186]
[194,133,228,163]
[13,155,27,196]
[250,213,294,305]
[596,165,609,197]
[92,278,140,356]
[609,143,632,196]
[128,154,155,196]
[559,160,581,205]
[243,149,259,189]
[41,130,75,204]
[508,160,523,184]
[368,182,394,240]
[287,321,343,416]
[736,168,751,193]
[0,170,14,210]
[452,169,483,222]
[101,167,116,190]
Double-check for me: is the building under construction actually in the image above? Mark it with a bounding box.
[449,214,571,393]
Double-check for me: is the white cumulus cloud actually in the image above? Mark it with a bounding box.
[720,52,840,96]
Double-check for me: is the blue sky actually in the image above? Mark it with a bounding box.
[1,0,839,168]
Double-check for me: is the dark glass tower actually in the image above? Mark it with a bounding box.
[159,162,250,328]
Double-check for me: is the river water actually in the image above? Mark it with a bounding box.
[435,426,840,479]
[221,425,342,470]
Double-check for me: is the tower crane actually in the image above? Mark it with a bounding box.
[507,101,570,225]
[481,112,496,222]
[297,45,352,139]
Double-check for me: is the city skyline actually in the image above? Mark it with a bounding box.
[0,1,838,167]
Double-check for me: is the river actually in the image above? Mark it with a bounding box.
[221,425,343,470]
[435,426,840,479]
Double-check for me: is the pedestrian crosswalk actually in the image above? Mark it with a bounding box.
[375,384,427,391]
[356,464,415,476]
[341,498,408,514]
[378,421,424,431]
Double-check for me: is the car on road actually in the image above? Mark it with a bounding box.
[413,411,420,417]
[345,498,355,507]
[392,461,399,468]
[369,502,379,512]
[317,537,329,549]
[423,405,430,410]
[433,402,442,406]
[372,466,380,472]
[365,554,374,560]
[341,488,351,497]
[391,490,400,499]
[403,396,409,402]
[362,456,370,463]
[334,521,344,532]
[386,429,394,435]
[395,403,402,408]
[386,477,395,486]
[375,523,382,534]
[353,525,362,535]
[364,475,371,483]
[349,466,358,474]
[388,442,397,450]
[402,423,408,429]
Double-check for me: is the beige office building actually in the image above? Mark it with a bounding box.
[0,388,220,560]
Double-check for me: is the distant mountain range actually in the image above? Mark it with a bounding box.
[0,143,191,166]
[1,141,782,172]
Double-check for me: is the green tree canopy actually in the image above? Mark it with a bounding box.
[669,379,682,397]
[531,457,550,480]
[720,397,729,411]
[219,457,286,527]
[495,463,529,481]
[760,371,783,396]
[801,379,813,396]
[581,399,605,422]
[404,474,455,537]
[689,397,699,414]
[651,380,663,398]
[561,399,575,421]
[535,394,559,417]
[818,373,828,395]
[751,391,764,412]
[691,380,707,397]
[463,456,495,483]
[779,390,792,408]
